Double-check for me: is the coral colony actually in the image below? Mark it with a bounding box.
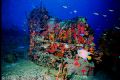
[27,6,102,80]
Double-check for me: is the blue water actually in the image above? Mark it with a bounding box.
[2,0,120,47]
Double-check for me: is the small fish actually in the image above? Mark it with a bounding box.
[93,12,99,15]
[109,9,114,12]
[103,34,106,35]
[62,5,68,9]
[115,26,120,29]
[73,10,77,13]
[103,15,107,17]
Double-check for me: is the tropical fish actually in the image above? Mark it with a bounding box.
[109,9,114,12]
[103,15,107,17]
[93,12,99,15]
[73,10,77,13]
[62,5,68,9]
[115,26,120,29]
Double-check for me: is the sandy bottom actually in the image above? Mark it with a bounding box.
[2,59,95,80]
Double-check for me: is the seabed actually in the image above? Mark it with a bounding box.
[2,57,95,80]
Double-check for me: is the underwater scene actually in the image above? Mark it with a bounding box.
[1,0,120,80]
